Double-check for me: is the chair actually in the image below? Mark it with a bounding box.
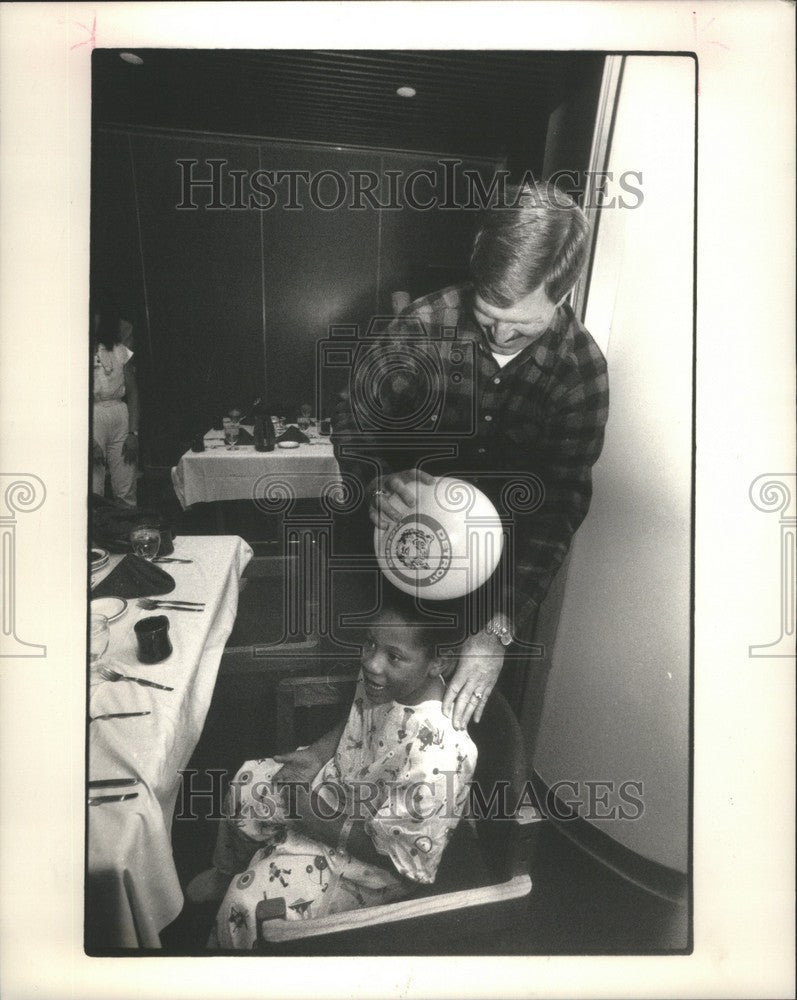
[254,676,538,954]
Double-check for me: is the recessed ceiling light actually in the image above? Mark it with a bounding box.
[119,52,144,66]
[396,86,416,98]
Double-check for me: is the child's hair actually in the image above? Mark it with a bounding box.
[91,292,123,351]
[361,584,466,656]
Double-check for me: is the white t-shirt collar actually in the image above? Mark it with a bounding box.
[491,349,523,368]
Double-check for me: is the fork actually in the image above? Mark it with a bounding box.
[137,598,205,611]
[98,665,174,691]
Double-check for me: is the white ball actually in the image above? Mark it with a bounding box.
[374,476,504,600]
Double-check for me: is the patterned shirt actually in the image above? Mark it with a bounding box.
[332,283,609,630]
[317,675,477,885]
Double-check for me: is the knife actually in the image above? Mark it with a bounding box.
[125,676,174,691]
[88,778,139,789]
[152,558,193,564]
[149,599,204,606]
[90,711,152,722]
[88,792,140,805]
[146,604,203,613]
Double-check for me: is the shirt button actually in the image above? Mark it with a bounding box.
[478,447,486,454]
[493,377,501,385]
[484,414,492,422]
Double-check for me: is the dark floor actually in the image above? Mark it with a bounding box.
[137,467,689,955]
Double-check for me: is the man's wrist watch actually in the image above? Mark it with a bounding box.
[484,615,513,647]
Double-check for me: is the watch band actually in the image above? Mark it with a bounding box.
[485,616,513,647]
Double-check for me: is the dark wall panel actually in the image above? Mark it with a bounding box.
[258,144,382,414]
[377,156,501,306]
[91,131,145,330]
[132,135,264,458]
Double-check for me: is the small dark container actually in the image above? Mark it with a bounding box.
[190,434,205,452]
[134,615,172,664]
[319,418,332,436]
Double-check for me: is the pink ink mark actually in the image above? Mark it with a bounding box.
[67,13,97,51]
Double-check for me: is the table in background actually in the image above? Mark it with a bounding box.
[170,428,342,510]
[87,534,252,949]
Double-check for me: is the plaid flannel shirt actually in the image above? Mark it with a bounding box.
[332,283,609,633]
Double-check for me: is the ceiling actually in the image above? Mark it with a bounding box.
[92,49,604,164]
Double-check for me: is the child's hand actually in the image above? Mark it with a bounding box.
[273,747,322,788]
[274,749,324,824]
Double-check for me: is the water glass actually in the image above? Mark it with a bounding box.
[130,523,161,561]
[225,420,241,449]
[90,613,110,666]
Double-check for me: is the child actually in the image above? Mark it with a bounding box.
[188,588,477,949]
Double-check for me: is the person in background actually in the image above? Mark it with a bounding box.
[91,299,139,508]
[186,587,476,950]
[333,181,609,730]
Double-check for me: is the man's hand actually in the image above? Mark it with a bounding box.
[122,432,138,464]
[368,468,435,529]
[92,440,105,467]
[441,631,506,730]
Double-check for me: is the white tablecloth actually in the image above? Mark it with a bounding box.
[170,428,342,508]
[87,534,252,948]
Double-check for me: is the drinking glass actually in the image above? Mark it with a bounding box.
[130,523,161,561]
[225,420,241,450]
[90,613,110,666]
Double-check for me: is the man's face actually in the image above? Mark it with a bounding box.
[472,285,562,355]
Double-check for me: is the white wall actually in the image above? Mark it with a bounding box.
[534,56,694,874]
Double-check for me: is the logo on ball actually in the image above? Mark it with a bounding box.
[385,514,452,588]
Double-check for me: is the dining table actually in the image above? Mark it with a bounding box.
[87,533,252,949]
[170,426,342,510]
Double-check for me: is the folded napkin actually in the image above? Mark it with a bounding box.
[276,426,310,445]
[92,554,176,598]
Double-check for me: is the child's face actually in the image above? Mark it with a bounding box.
[361,611,440,706]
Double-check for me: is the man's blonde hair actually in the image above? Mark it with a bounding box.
[470,182,591,307]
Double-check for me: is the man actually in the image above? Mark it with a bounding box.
[332,182,609,730]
